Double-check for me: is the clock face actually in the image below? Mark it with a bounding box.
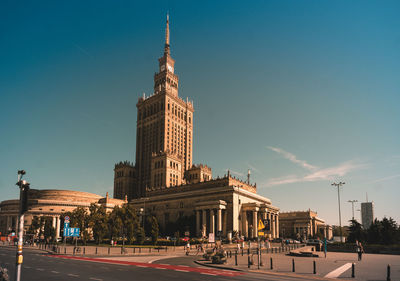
[167,64,174,72]
[160,65,166,71]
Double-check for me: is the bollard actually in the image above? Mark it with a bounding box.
[158,248,159,253]
[292,258,295,272]
[149,247,151,253]
[134,247,136,254]
[139,247,141,253]
[241,248,244,256]
[235,252,238,266]
[248,256,251,268]
[95,247,98,255]
[64,247,66,254]
[83,247,86,255]
[108,247,110,255]
[387,264,391,281]
[247,248,250,255]
[351,263,355,278]
[270,257,273,270]
[313,260,316,274]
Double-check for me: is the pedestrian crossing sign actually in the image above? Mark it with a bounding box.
[258,219,265,230]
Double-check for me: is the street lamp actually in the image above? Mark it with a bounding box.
[331,182,345,242]
[347,200,358,221]
[15,170,29,281]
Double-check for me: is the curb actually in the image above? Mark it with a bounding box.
[249,269,334,280]
[194,260,243,272]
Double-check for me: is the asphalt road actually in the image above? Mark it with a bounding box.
[0,247,322,281]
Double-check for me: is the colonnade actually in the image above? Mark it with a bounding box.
[241,209,279,239]
[195,208,227,237]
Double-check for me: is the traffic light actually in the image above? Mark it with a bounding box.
[21,183,30,214]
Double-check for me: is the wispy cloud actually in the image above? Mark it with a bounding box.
[225,169,245,177]
[264,161,367,187]
[245,162,260,173]
[263,146,368,187]
[71,41,93,58]
[267,146,318,171]
[369,174,400,184]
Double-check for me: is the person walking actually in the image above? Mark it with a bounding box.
[356,241,364,261]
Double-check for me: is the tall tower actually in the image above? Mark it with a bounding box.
[134,15,194,198]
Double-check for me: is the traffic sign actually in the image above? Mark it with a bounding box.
[64,227,80,237]
[258,219,265,230]
[64,216,70,222]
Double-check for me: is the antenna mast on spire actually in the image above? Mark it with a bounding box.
[164,12,170,55]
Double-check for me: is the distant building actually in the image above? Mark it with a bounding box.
[279,210,333,240]
[361,202,374,229]
[0,189,125,238]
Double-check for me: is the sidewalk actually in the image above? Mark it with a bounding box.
[195,248,400,281]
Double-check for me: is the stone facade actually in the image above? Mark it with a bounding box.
[279,210,333,240]
[131,174,279,239]
[0,189,125,238]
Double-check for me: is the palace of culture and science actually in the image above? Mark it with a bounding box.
[113,16,280,239]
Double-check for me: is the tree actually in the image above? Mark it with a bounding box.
[380,217,398,244]
[135,226,145,245]
[347,219,365,243]
[27,216,41,239]
[64,206,90,244]
[88,203,108,244]
[148,216,159,245]
[43,217,56,242]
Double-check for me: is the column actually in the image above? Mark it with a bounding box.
[323,226,327,238]
[56,216,61,239]
[271,214,276,238]
[6,216,11,233]
[276,215,279,238]
[202,210,207,237]
[52,216,56,229]
[217,208,222,233]
[253,210,258,238]
[262,211,267,220]
[209,209,215,234]
[242,211,248,238]
[223,210,227,236]
[196,210,200,237]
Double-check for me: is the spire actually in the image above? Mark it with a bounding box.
[164,13,170,55]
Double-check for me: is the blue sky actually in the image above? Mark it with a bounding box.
[1,0,399,225]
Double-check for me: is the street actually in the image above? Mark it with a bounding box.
[0,246,329,281]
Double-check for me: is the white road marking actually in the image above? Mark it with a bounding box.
[325,263,352,278]
[201,272,217,276]
[89,278,103,281]
[135,265,147,268]
[51,271,59,274]
[67,273,79,277]
[36,268,44,271]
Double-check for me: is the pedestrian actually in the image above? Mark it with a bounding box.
[237,242,240,253]
[356,242,364,261]
[111,239,113,247]
[323,238,327,258]
[186,242,190,256]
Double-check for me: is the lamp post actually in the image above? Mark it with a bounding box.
[347,200,358,221]
[331,182,345,242]
[15,170,30,281]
